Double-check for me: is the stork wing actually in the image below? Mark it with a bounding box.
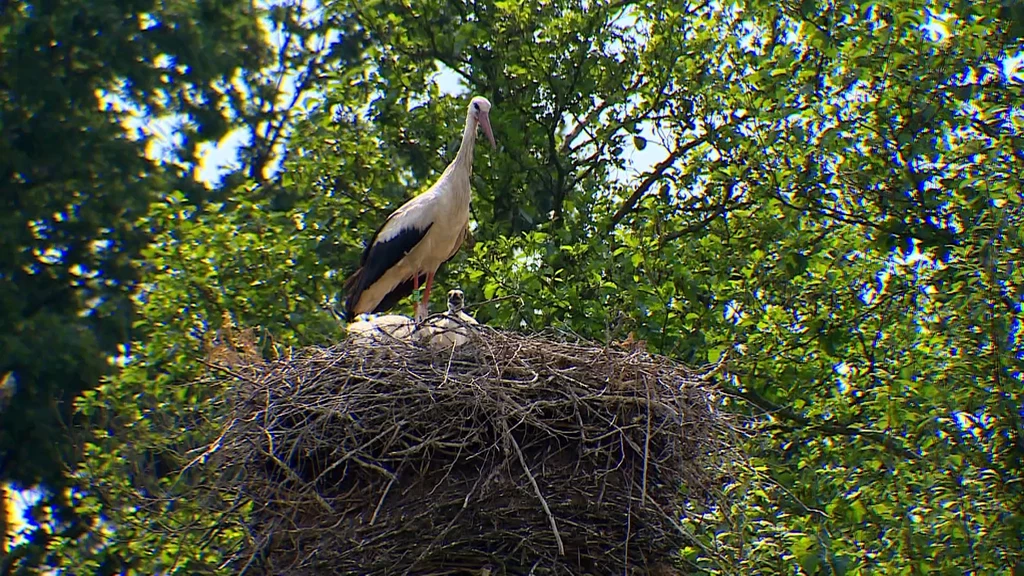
[361,222,465,317]
[344,217,433,320]
[359,209,398,266]
[372,273,426,314]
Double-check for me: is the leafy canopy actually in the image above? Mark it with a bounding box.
[9,0,1024,574]
[0,0,269,568]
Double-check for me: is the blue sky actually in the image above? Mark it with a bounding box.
[189,66,668,187]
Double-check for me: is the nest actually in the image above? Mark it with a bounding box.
[212,325,735,576]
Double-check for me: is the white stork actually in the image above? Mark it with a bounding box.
[421,289,479,349]
[344,96,496,322]
[346,313,416,344]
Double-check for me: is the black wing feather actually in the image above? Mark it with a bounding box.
[372,240,463,316]
[358,213,394,266]
[372,273,427,314]
[343,222,432,319]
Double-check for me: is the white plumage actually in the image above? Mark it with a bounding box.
[346,314,416,344]
[344,96,496,322]
[345,290,478,349]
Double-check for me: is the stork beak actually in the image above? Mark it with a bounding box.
[478,111,496,149]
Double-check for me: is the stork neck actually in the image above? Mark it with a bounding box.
[451,110,478,172]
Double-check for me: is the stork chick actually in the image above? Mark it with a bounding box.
[346,314,416,345]
[344,96,496,322]
[420,289,479,349]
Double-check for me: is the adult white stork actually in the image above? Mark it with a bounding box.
[343,96,496,322]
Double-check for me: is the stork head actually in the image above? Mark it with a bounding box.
[447,289,466,313]
[469,96,496,149]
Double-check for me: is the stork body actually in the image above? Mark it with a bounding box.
[346,313,416,344]
[344,97,495,322]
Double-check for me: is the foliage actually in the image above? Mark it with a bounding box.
[0,0,271,569]
[10,0,1024,574]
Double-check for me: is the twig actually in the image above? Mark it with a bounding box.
[197,358,261,385]
[609,134,711,226]
[263,428,333,513]
[642,380,652,506]
[624,473,632,576]
[507,427,565,556]
[235,533,269,576]
[440,341,457,388]
[461,294,525,312]
[369,478,395,525]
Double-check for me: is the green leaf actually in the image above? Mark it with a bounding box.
[707,345,726,364]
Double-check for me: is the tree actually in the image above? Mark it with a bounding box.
[24,0,1024,573]
[0,0,269,569]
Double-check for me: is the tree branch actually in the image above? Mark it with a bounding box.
[559,99,613,156]
[659,200,751,243]
[608,134,709,227]
[724,384,921,461]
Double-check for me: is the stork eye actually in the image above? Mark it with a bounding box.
[473,102,480,111]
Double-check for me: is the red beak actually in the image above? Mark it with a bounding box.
[478,111,496,148]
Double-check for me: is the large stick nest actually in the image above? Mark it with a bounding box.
[213,325,735,575]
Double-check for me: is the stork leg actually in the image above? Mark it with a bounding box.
[415,271,435,323]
